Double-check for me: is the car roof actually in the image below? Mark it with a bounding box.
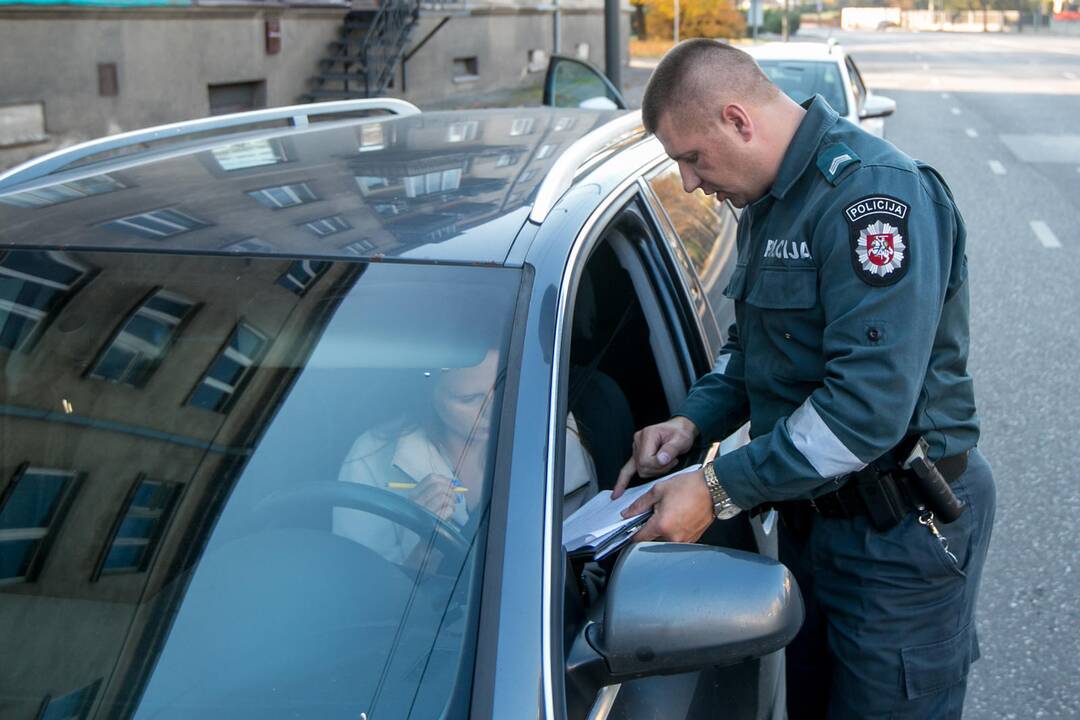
[745,41,845,62]
[0,105,637,266]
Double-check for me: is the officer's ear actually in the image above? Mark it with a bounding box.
[720,103,754,143]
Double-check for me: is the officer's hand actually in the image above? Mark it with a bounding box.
[619,468,714,543]
[612,416,699,499]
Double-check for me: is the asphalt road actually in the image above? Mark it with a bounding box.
[834,30,1080,719]
[630,29,1080,719]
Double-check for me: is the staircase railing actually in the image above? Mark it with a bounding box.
[362,0,420,96]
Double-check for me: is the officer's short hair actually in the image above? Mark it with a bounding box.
[641,39,778,134]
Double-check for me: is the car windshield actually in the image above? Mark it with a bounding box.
[756,59,849,116]
[0,250,522,719]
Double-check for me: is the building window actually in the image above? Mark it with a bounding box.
[100,208,208,239]
[0,466,79,584]
[0,102,47,148]
[96,477,180,577]
[495,153,515,168]
[509,118,535,136]
[446,121,479,143]
[208,80,266,116]
[247,183,318,210]
[355,176,390,196]
[38,678,102,720]
[358,123,385,152]
[222,237,273,253]
[0,174,126,209]
[301,215,351,238]
[403,168,462,198]
[210,138,288,172]
[519,169,538,183]
[88,289,195,388]
[276,259,331,296]
[526,49,548,73]
[343,240,376,255]
[452,57,479,83]
[0,250,90,352]
[187,321,269,413]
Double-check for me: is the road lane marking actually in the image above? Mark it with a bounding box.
[988,160,1006,175]
[922,63,931,70]
[966,128,978,138]
[941,92,950,99]
[1066,71,1078,80]
[951,107,962,115]
[1030,221,1062,248]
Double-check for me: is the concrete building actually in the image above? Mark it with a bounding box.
[0,0,629,172]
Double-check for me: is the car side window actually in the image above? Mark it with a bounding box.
[645,163,739,359]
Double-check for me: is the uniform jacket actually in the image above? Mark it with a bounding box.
[677,96,979,510]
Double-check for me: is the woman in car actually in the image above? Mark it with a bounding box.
[334,348,597,567]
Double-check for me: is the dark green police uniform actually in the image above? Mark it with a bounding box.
[675,97,995,719]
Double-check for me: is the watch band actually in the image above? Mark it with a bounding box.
[703,462,741,520]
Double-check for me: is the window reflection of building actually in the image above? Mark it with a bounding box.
[210,138,289,172]
[0,250,91,352]
[0,174,127,209]
[247,182,319,210]
[301,215,351,237]
[357,122,386,153]
[100,207,209,239]
[446,121,479,143]
[276,259,330,296]
[38,678,102,720]
[553,116,576,132]
[187,321,269,413]
[0,250,361,719]
[495,153,516,168]
[0,466,80,584]
[535,143,558,160]
[509,117,535,136]
[343,239,377,255]
[403,167,462,197]
[88,289,196,388]
[222,237,273,253]
[95,477,181,578]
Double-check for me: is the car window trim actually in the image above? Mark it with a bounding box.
[542,171,660,720]
[637,171,722,373]
[469,264,536,720]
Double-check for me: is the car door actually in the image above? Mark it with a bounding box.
[555,186,786,720]
[542,55,628,110]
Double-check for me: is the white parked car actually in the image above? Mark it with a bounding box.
[746,41,896,137]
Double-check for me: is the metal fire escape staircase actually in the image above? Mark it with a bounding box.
[303,0,420,101]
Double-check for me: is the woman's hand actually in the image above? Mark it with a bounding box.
[409,473,457,520]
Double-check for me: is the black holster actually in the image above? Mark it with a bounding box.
[853,468,909,531]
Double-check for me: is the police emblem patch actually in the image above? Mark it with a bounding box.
[844,196,910,286]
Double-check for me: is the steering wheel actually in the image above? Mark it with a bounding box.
[249,481,471,565]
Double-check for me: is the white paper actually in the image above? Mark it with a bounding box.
[562,464,702,553]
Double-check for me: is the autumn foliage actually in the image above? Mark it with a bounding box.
[633,0,747,40]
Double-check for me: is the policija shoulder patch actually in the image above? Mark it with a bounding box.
[844,196,909,286]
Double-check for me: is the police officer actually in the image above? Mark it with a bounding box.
[613,39,996,719]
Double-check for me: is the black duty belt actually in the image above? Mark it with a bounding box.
[776,450,969,526]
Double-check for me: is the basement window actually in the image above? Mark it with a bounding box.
[452,57,479,83]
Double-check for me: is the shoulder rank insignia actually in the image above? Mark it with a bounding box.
[817,143,860,185]
[844,195,910,286]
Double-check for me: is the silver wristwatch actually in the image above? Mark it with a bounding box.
[703,462,741,520]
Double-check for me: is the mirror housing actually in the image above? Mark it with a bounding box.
[860,93,896,120]
[568,543,803,689]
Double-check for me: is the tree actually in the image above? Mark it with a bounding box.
[640,0,748,40]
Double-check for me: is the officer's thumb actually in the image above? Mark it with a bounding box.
[655,439,682,468]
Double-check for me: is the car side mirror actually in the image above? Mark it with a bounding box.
[566,542,803,694]
[543,54,627,110]
[860,93,896,120]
